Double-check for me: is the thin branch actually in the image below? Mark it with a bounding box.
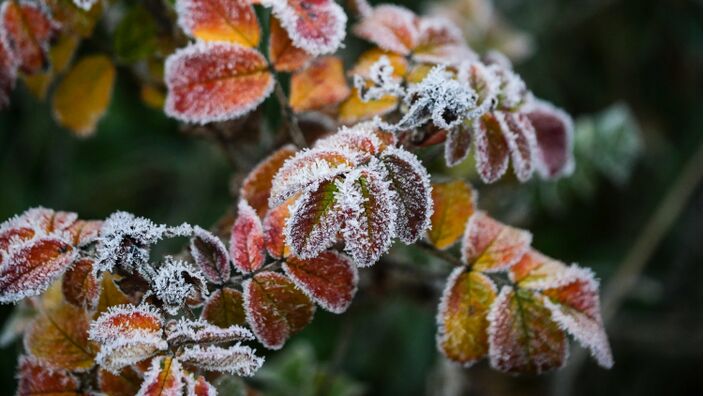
[416,240,464,268]
[273,79,308,148]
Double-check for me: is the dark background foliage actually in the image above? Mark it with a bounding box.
[0,0,701,395]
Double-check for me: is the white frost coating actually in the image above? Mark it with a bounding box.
[94,211,192,276]
[179,344,264,376]
[458,61,500,118]
[380,146,433,244]
[485,285,513,371]
[412,16,478,66]
[337,166,397,267]
[184,374,217,396]
[495,111,538,182]
[166,318,253,345]
[489,63,528,111]
[314,121,383,157]
[268,147,357,208]
[164,41,275,125]
[260,0,347,56]
[137,356,185,396]
[385,66,477,132]
[352,56,404,102]
[190,225,230,284]
[71,0,97,11]
[444,124,473,167]
[523,98,576,179]
[152,257,208,315]
[472,116,510,183]
[282,251,358,314]
[241,277,282,350]
[284,178,343,259]
[353,5,419,55]
[95,332,169,373]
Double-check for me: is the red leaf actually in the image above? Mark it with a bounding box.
[190,226,230,284]
[230,200,265,274]
[525,100,575,179]
[0,1,57,74]
[461,211,531,272]
[262,0,346,56]
[353,5,419,55]
[62,258,100,310]
[263,197,294,259]
[66,219,102,246]
[0,238,76,303]
[164,42,274,124]
[496,111,538,182]
[268,15,311,72]
[444,123,472,167]
[473,112,509,183]
[201,287,247,328]
[285,178,344,259]
[240,144,298,218]
[137,357,185,396]
[487,286,567,374]
[186,375,217,396]
[413,16,476,65]
[243,271,315,349]
[339,168,397,267]
[17,356,81,396]
[176,0,260,47]
[283,251,358,313]
[380,146,433,244]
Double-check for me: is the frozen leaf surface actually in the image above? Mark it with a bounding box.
[525,100,575,179]
[289,56,350,113]
[268,16,311,72]
[179,344,264,376]
[152,258,208,315]
[230,200,266,274]
[473,113,510,183]
[241,144,298,217]
[166,318,253,346]
[17,356,81,396]
[0,1,56,74]
[427,181,475,250]
[190,226,230,284]
[62,258,100,310]
[444,123,473,166]
[177,0,260,47]
[137,357,184,396]
[202,287,246,328]
[353,5,419,55]
[461,211,531,272]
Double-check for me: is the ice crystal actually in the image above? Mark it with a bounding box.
[152,257,208,315]
[166,318,253,346]
[179,344,264,376]
[353,56,404,102]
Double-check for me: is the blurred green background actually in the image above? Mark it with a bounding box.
[0,0,701,395]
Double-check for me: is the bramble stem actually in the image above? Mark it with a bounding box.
[273,79,307,148]
[416,240,464,268]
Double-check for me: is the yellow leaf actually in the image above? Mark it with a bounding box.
[52,55,115,136]
[427,180,475,249]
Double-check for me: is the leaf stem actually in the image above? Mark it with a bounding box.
[416,240,464,268]
[272,78,307,148]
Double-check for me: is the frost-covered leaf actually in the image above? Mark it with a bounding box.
[164,42,274,124]
[314,122,390,157]
[512,250,613,368]
[176,0,260,47]
[201,287,246,328]
[179,344,264,376]
[66,219,102,246]
[137,357,185,396]
[152,258,208,315]
[263,197,295,259]
[52,55,116,136]
[190,226,230,284]
[289,56,350,113]
[461,211,531,272]
[261,0,346,56]
[380,147,432,244]
[351,55,404,103]
[353,5,419,55]
[268,15,311,73]
[0,238,76,304]
[350,48,408,80]
[487,287,567,374]
[285,178,343,259]
[90,304,167,373]
[243,271,315,349]
[185,375,217,396]
[0,1,56,74]
[338,167,397,267]
[230,200,265,274]
[25,301,96,371]
[494,111,537,181]
[427,181,475,250]
[473,112,510,183]
[490,63,529,111]
[166,318,253,346]
[437,268,496,366]
[0,32,17,109]
[459,61,499,116]
[98,367,142,396]
[444,123,473,166]
[241,144,298,218]
[338,88,398,124]
[283,251,358,313]
[62,258,100,310]
[525,100,575,179]
[17,355,81,396]
[269,148,357,207]
[413,16,476,65]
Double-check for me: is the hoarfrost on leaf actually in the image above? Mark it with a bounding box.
[352,55,404,103]
[152,257,208,315]
[179,344,264,376]
[166,318,254,346]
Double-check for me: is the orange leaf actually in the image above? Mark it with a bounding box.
[25,301,96,371]
[0,237,76,303]
[283,251,358,313]
[176,0,260,47]
[17,356,82,396]
[437,269,496,365]
[201,287,247,328]
[487,287,567,374]
[230,200,265,274]
[243,271,315,349]
[164,42,273,124]
[349,48,407,79]
[289,56,350,113]
[137,357,185,396]
[263,197,295,259]
[95,273,131,317]
[338,87,398,124]
[427,180,475,250]
[461,211,531,272]
[240,144,298,217]
[98,367,142,396]
[0,1,56,74]
[186,375,217,396]
[268,16,311,72]
[353,5,419,55]
[62,258,100,310]
[66,219,102,246]
[412,16,476,65]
